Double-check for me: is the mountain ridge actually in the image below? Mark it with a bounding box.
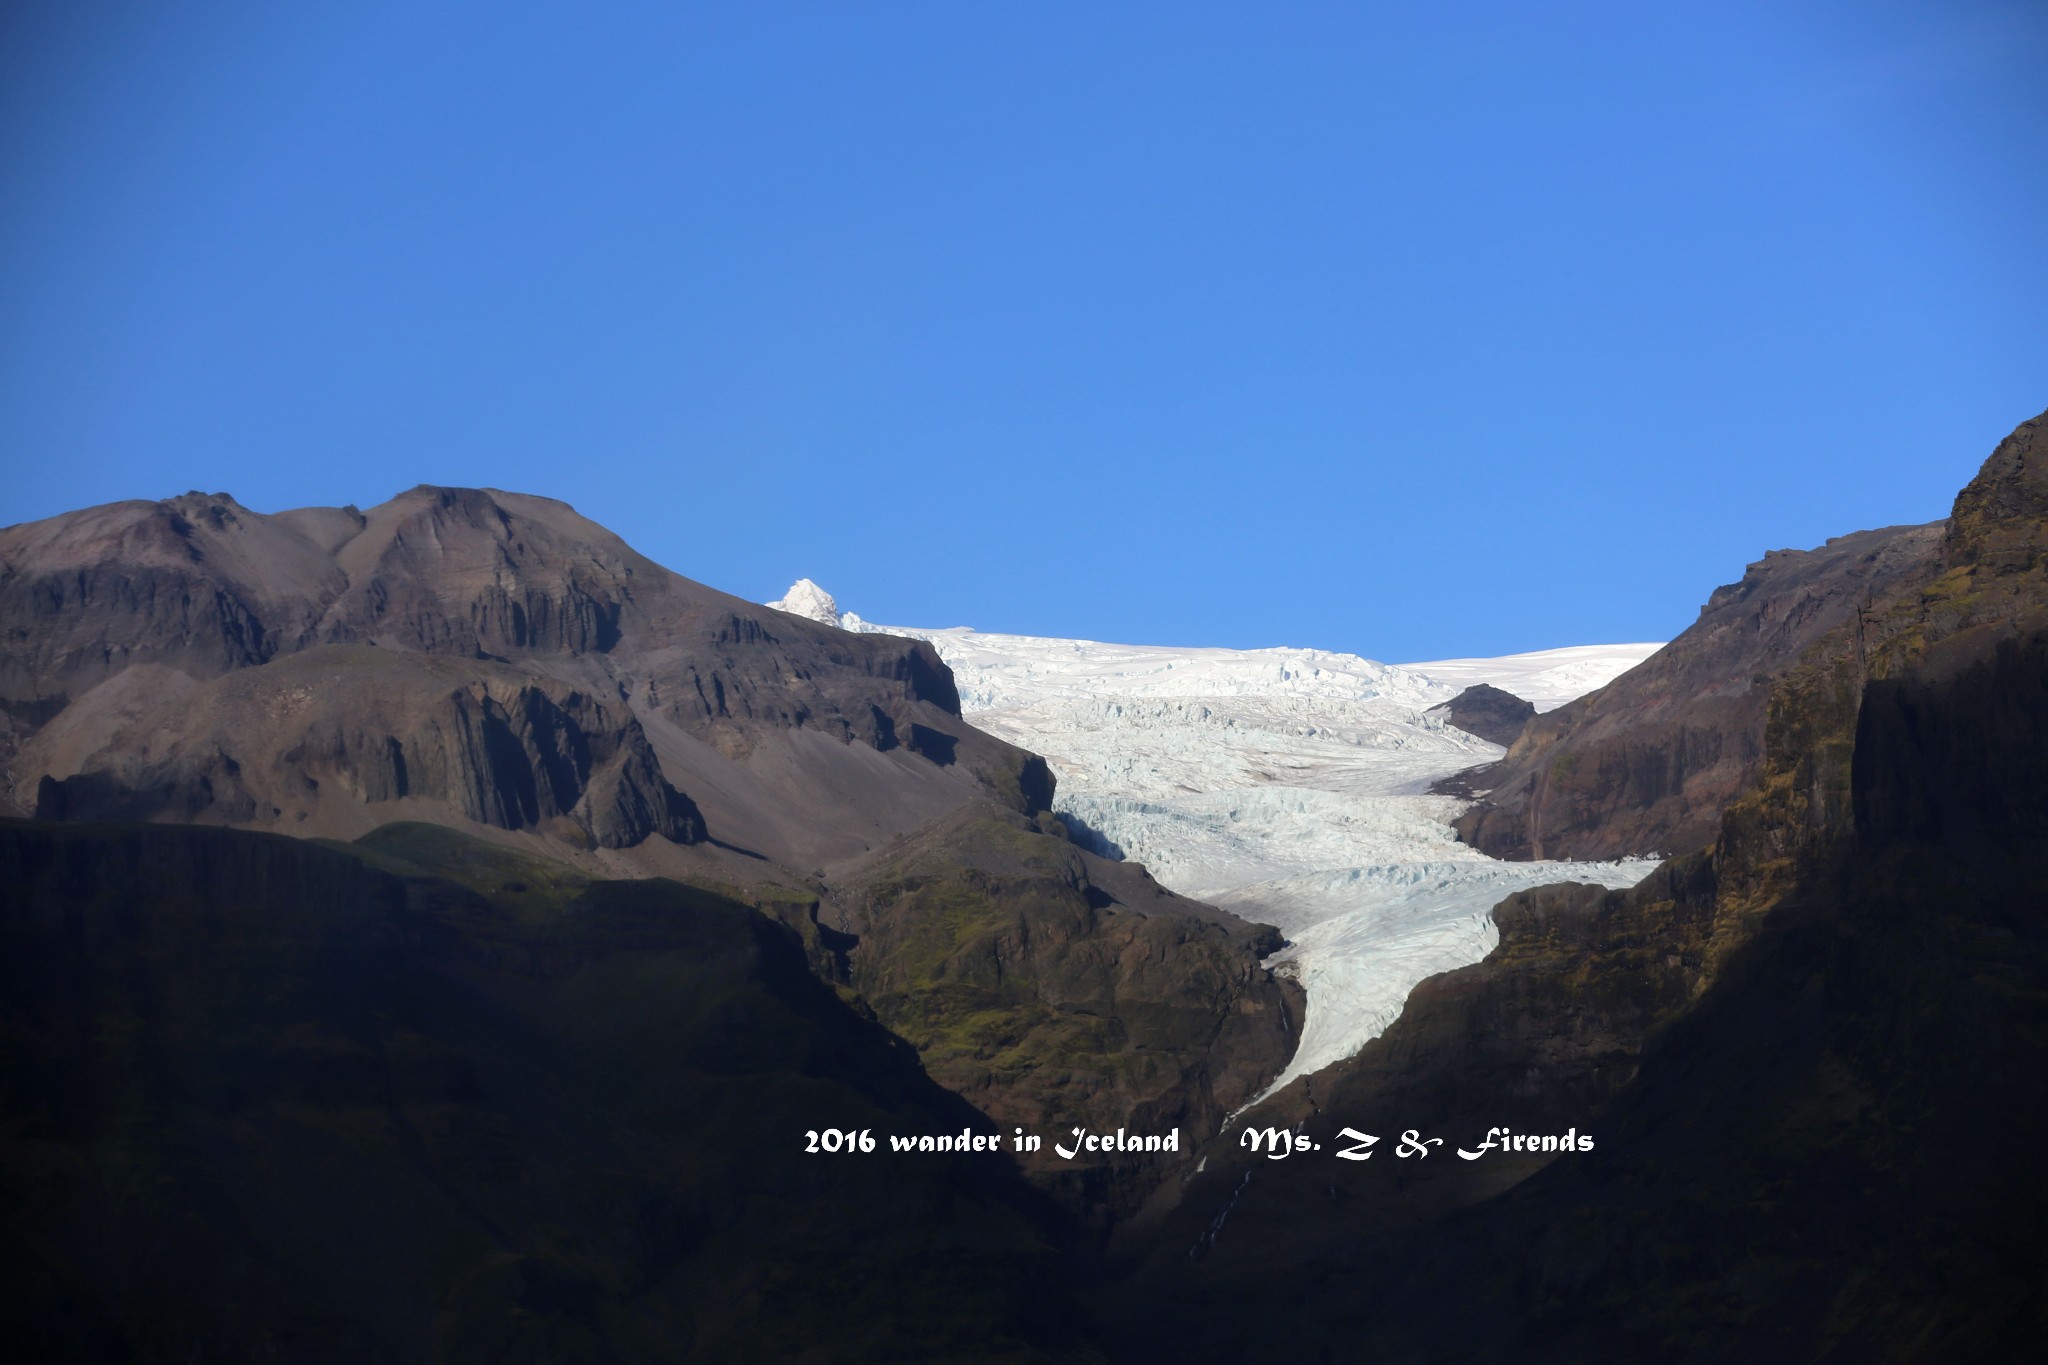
[1,479,1303,1238]
[1,484,1038,865]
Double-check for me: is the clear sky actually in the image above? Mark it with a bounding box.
[2,2,2043,660]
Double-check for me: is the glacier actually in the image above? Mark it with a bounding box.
[782,587,1663,1100]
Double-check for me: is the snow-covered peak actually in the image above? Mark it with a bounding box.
[767,578,841,626]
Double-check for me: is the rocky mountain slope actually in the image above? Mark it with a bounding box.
[1,485,1046,868]
[1104,408,2048,1362]
[1,484,1298,1235]
[833,806,1300,1224]
[1445,519,1944,861]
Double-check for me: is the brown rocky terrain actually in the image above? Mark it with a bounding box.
[1102,408,2048,1362]
[30,646,706,849]
[1445,518,1944,861]
[0,485,1046,868]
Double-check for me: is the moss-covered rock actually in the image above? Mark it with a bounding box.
[836,807,1301,1224]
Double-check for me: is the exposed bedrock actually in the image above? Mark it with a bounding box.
[1425,681,1536,747]
[0,484,1048,849]
[1446,518,1945,861]
[31,646,705,849]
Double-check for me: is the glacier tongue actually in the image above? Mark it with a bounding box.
[775,584,1660,1099]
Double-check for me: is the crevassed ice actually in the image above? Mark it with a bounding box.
[796,587,1662,1101]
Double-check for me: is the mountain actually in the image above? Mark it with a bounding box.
[2,486,1042,871]
[1444,521,1943,861]
[1103,407,2048,1362]
[11,405,2044,1360]
[766,576,841,625]
[0,485,1299,1238]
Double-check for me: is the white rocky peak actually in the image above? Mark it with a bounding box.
[767,578,841,626]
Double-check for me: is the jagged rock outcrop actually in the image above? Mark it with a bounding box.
[1949,409,2048,574]
[29,646,704,849]
[1425,682,1536,747]
[1445,520,1944,861]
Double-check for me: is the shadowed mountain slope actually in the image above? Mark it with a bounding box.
[0,818,1092,1363]
[833,806,1301,1225]
[1105,407,2048,1362]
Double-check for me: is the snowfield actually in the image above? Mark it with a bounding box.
[771,583,1662,1100]
[1396,642,1663,712]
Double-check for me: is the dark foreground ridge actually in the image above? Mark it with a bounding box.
[0,819,1086,1361]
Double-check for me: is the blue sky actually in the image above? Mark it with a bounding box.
[2,1,2043,660]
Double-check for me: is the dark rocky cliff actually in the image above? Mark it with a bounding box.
[1446,519,1943,861]
[32,646,706,849]
[1425,681,1536,747]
